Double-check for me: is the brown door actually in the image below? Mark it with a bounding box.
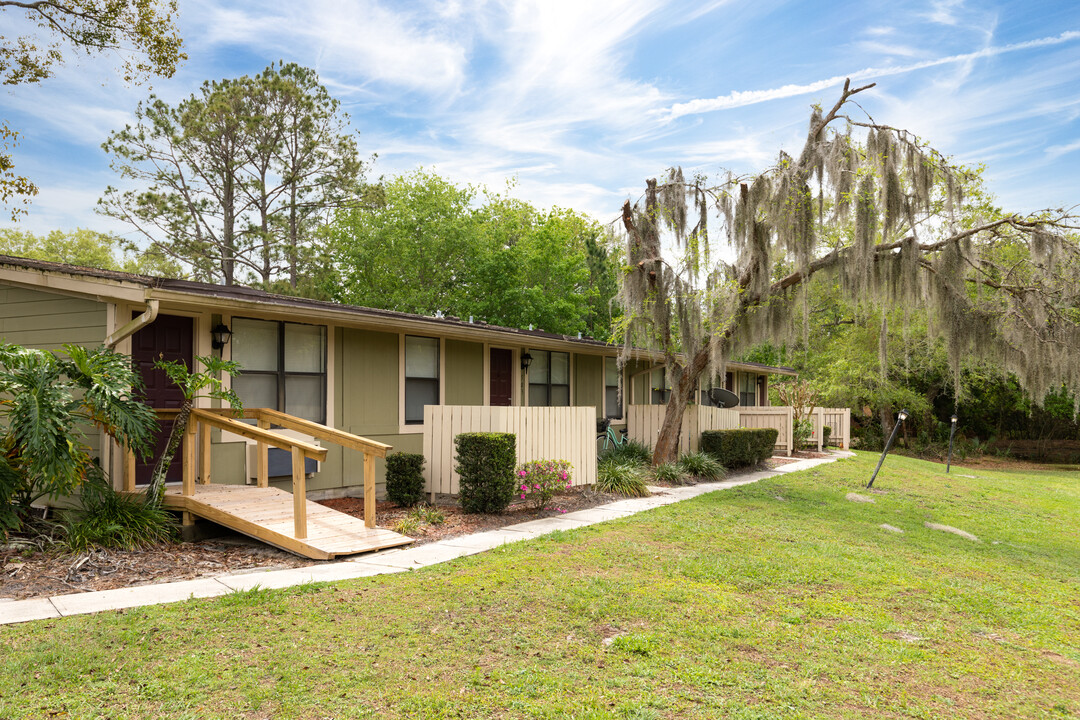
[131,314,193,485]
[489,348,513,406]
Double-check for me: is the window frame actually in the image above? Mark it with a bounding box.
[403,335,441,426]
[604,356,622,420]
[527,349,571,407]
[739,372,757,407]
[231,317,328,424]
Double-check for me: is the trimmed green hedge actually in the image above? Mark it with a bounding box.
[385,452,426,507]
[455,432,517,513]
[700,428,779,468]
[822,426,833,447]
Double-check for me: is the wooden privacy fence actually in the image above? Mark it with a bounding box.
[627,404,852,456]
[738,407,794,456]
[814,407,851,450]
[423,405,597,498]
[626,405,740,454]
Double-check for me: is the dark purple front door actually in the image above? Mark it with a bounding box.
[490,348,513,406]
[131,314,193,485]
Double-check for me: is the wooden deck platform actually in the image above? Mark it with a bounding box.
[161,484,414,560]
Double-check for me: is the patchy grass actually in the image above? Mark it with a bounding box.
[2,453,1078,719]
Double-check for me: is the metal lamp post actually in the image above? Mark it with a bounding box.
[946,414,958,473]
[867,408,908,489]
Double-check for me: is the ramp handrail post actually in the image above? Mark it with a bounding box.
[182,416,196,496]
[292,446,307,539]
[364,452,376,529]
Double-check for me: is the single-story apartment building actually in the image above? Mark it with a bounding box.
[0,254,798,498]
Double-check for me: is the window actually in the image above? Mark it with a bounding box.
[528,350,570,406]
[231,318,327,422]
[405,336,439,424]
[651,368,670,405]
[699,376,724,406]
[739,372,757,407]
[605,357,622,419]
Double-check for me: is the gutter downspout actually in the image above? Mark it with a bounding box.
[105,297,159,349]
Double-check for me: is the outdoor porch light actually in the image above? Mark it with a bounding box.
[211,322,233,350]
[521,352,533,373]
[947,414,959,473]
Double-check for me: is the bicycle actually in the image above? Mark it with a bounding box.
[596,418,628,451]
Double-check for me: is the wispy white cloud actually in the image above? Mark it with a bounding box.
[663,30,1080,120]
[1045,139,1080,159]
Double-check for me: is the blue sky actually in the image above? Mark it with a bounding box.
[3,0,1080,237]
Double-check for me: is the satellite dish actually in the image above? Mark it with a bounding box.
[709,387,740,409]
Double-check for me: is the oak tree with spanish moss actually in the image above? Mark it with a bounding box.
[616,80,1080,464]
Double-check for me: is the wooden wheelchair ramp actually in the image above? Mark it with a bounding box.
[163,484,413,560]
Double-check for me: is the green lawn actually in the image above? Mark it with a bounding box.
[2,453,1078,719]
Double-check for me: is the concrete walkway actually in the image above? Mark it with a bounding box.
[0,452,854,626]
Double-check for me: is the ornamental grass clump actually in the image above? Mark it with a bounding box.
[599,439,652,466]
[516,460,572,510]
[678,451,725,480]
[596,458,649,497]
[651,461,689,486]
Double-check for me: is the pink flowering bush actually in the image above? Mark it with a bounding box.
[515,459,573,510]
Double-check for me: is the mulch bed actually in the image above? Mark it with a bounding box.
[1,486,622,602]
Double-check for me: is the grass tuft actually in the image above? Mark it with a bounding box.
[597,458,650,497]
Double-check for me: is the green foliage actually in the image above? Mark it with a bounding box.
[385,453,426,508]
[62,467,177,551]
[455,432,517,514]
[0,343,157,534]
[677,451,725,480]
[651,461,689,485]
[410,503,446,526]
[329,171,620,339]
[793,417,813,450]
[390,515,421,536]
[0,227,182,275]
[822,425,833,447]
[101,62,364,293]
[146,355,241,503]
[700,428,778,468]
[598,439,651,467]
[596,458,649,497]
[515,459,572,510]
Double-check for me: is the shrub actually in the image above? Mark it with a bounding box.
[678,451,725,480]
[62,468,177,552]
[596,458,649,497]
[599,439,651,466]
[793,417,813,450]
[385,452,426,507]
[822,426,833,447]
[516,459,573,510]
[455,432,517,513]
[700,428,779,469]
[651,461,689,485]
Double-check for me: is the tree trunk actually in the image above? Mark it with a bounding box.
[145,400,192,506]
[653,388,691,464]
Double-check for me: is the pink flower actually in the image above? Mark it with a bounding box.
[519,470,527,477]
[520,493,526,499]
[521,485,527,491]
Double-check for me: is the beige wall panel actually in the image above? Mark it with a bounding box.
[0,286,107,350]
[339,327,400,435]
[445,339,484,406]
[574,354,603,418]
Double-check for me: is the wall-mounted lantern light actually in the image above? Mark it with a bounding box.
[211,322,233,350]
[521,352,533,373]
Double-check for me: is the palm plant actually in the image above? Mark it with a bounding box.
[0,343,157,534]
[145,355,242,505]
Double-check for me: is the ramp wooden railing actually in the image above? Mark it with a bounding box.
[124,408,391,539]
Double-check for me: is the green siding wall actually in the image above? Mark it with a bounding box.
[0,286,106,349]
[574,354,603,418]
[444,339,483,406]
[0,285,107,458]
